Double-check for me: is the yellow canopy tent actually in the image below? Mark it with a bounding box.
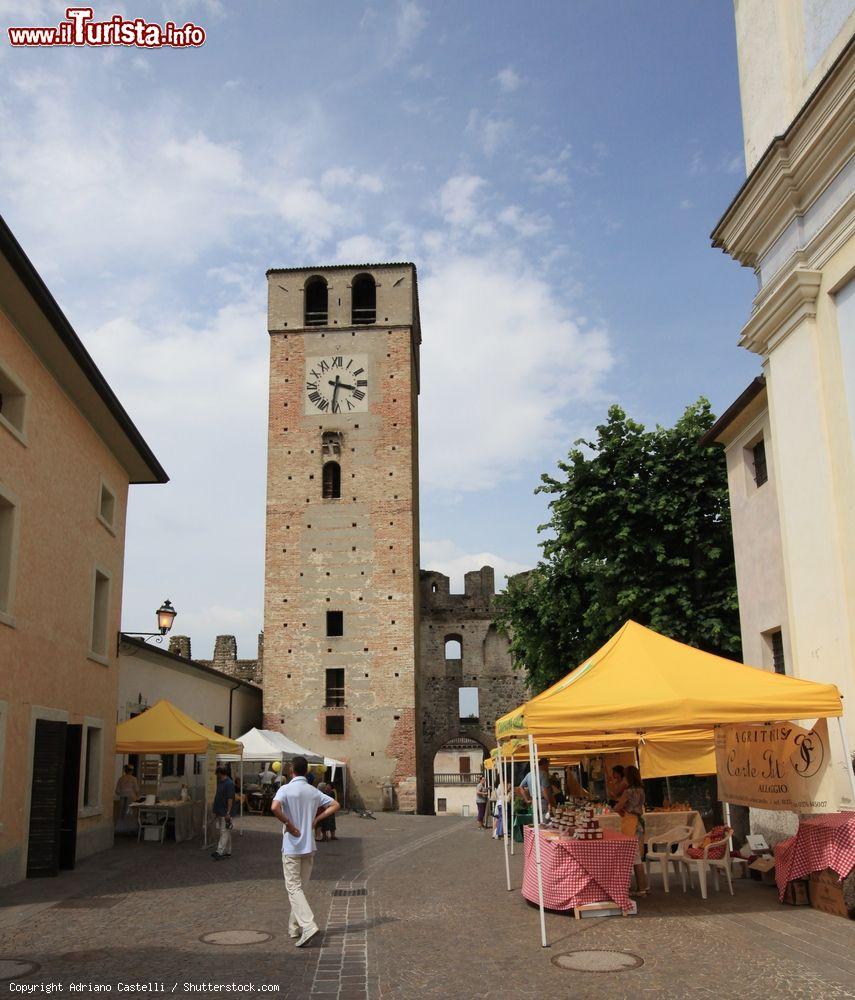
[497,620,842,739]
[115,700,243,846]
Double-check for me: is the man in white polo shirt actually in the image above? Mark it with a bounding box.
[271,756,341,948]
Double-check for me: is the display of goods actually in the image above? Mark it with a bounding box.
[653,801,693,813]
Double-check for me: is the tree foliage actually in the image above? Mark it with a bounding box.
[494,399,741,693]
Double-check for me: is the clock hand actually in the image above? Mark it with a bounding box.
[330,376,342,412]
[329,379,356,392]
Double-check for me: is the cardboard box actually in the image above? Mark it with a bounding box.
[782,879,810,905]
[808,868,852,919]
[748,856,777,885]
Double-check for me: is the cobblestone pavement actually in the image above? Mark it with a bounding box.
[1,813,854,999]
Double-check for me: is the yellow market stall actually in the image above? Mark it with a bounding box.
[115,699,243,847]
[496,621,850,946]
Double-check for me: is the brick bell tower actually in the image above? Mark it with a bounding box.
[264,263,422,811]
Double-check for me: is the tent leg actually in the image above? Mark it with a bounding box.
[202,752,208,849]
[499,747,512,892]
[836,715,855,806]
[239,758,244,836]
[665,776,672,802]
[528,734,548,948]
[510,758,515,856]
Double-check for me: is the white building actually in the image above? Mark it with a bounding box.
[709,2,855,826]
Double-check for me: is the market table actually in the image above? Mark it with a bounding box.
[129,800,204,843]
[773,812,855,900]
[597,810,706,843]
[522,826,637,914]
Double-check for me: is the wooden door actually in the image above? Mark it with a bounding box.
[27,720,67,878]
[459,756,470,775]
[60,725,82,870]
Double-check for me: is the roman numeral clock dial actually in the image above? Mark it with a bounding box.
[304,354,369,415]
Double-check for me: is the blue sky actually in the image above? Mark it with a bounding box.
[0,0,758,657]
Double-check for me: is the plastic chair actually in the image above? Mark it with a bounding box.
[137,807,168,843]
[675,833,734,899]
[644,824,693,892]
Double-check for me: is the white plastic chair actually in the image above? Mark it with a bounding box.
[675,834,734,899]
[137,807,168,843]
[644,824,693,893]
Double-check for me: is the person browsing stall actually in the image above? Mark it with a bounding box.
[211,766,235,861]
[271,755,341,948]
[614,764,649,896]
[519,757,555,818]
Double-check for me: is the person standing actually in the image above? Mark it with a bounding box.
[615,765,649,896]
[272,755,341,947]
[475,773,489,827]
[519,757,555,819]
[212,766,235,861]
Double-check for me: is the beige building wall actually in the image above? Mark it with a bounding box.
[0,220,166,886]
[433,747,483,817]
[713,11,855,811]
[264,264,422,812]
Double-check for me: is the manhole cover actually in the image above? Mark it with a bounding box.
[332,888,367,897]
[0,959,40,982]
[552,950,644,973]
[200,931,273,946]
[56,895,125,909]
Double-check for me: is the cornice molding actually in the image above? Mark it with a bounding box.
[739,269,822,355]
[712,43,855,269]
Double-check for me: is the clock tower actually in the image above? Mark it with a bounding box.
[264,263,422,811]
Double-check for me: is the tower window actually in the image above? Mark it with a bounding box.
[326,610,343,636]
[305,276,328,326]
[323,461,341,499]
[322,431,343,457]
[752,439,768,487]
[352,273,376,325]
[444,635,462,660]
[326,714,345,735]
[325,668,345,706]
[770,629,786,675]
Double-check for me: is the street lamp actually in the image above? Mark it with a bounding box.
[120,599,178,651]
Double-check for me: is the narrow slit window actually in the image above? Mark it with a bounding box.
[83,726,102,808]
[90,569,111,658]
[752,439,768,487]
[323,461,341,499]
[0,363,27,441]
[0,491,18,618]
[771,630,786,675]
[98,481,116,531]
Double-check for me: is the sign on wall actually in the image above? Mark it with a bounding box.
[715,719,832,813]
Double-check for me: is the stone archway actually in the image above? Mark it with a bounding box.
[421,727,495,816]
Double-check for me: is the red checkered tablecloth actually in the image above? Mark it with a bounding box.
[522,826,637,913]
[773,812,855,900]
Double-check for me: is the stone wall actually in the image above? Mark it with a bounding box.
[417,566,529,813]
[169,633,263,687]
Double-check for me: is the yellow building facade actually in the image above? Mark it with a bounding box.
[0,217,167,885]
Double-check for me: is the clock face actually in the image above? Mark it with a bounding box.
[304,353,369,415]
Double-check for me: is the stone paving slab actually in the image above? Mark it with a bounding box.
[1,813,854,998]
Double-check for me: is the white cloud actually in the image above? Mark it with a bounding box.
[495,66,521,92]
[467,109,513,156]
[334,233,389,262]
[438,173,486,226]
[321,166,384,193]
[420,540,531,594]
[392,0,427,59]
[529,165,570,189]
[679,199,694,210]
[419,253,613,492]
[498,204,551,237]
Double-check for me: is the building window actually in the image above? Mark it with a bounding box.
[351,273,376,325]
[325,668,345,707]
[752,439,768,487]
[437,798,447,813]
[0,361,28,443]
[83,724,103,808]
[305,276,328,326]
[214,725,224,735]
[98,479,117,532]
[325,714,345,735]
[322,461,341,499]
[770,630,786,675]
[459,687,479,723]
[322,431,343,457]
[89,567,111,660]
[0,485,20,625]
[326,610,344,637]
[444,635,462,660]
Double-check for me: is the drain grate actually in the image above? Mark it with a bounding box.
[200,931,273,946]
[552,950,644,973]
[55,896,126,909]
[331,888,368,897]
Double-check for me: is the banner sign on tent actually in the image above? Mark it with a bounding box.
[715,719,832,813]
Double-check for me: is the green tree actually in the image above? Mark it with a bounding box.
[495,399,741,693]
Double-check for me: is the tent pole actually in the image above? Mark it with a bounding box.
[510,757,515,856]
[528,734,548,948]
[202,752,208,849]
[239,756,244,836]
[836,715,855,805]
[499,746,512,892]
[665,776,672,802]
